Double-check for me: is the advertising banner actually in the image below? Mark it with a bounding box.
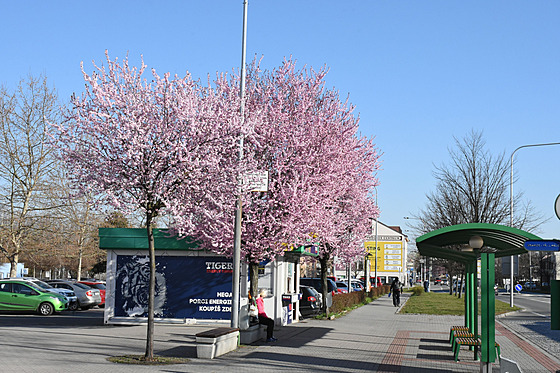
[114,255,232,319]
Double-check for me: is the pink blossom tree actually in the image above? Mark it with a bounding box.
[50,52,242,360]
[223,59,381,302]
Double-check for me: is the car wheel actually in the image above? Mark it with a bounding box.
[69,302,78,311]
[38,302,54,316]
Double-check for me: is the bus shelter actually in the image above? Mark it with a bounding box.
[416,223,540,369]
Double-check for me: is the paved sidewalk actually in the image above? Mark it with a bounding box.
[1,293,559,372]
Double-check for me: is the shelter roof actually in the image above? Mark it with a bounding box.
[415,223,541,263]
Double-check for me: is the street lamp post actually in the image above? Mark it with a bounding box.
[374,217,378,287]
[231,0,249,329]
[509,142,560,307]
[374,186,378,287]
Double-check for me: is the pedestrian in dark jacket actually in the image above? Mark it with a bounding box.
[391,279,401,307]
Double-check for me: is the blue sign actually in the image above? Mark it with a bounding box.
[515,284,523,292]
[524,240,560,251]
[114,255,232,320]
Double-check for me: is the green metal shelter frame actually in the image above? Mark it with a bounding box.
[416,223,541,364]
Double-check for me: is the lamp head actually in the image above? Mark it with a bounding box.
[469,235,484,250]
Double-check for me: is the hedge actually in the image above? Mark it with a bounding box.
[329,285,390,314]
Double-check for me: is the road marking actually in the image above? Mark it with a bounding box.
[529,311,549,318]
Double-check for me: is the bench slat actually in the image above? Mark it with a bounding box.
[196,327,240,338]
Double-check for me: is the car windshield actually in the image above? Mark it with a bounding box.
[89,283,106,290]
[32,280,53,289]
[72,282,91,290]
[25,282,44,292]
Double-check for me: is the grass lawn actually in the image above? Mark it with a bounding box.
[400,292,521,315]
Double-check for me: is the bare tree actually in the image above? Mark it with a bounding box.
[411,130,545,292]
[0,75,61,277]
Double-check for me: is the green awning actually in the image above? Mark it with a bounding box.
[416,223,541,263]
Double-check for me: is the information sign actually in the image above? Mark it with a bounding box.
[524,240,560,251]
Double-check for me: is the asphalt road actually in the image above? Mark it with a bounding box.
[498,290,551,317]
[0,307,105,328]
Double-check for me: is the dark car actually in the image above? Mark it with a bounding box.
[300,278,339,295]
[299,285,321,317]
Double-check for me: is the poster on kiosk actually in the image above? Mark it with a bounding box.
[114,255,233,320]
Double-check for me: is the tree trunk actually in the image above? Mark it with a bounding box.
[145,212,156,360]
[319,255,329,315]
[77,249,83,282]
[9,252,18,278]
[249,262,259,302]
[458,272,464,299]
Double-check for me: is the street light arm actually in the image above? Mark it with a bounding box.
[508,141,560,308]
[510,142,560,227]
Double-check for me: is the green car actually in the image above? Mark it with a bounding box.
[0,279,68,316]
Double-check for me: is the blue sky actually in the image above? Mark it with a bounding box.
[2,1,559,242]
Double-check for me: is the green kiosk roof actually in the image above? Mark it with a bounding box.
[416,223,541,263]
[98,228,200,251]
[98,228,319,258]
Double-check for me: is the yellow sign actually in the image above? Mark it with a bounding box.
[365,241,403,272]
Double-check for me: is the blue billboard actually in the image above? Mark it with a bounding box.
[114,255,232,319]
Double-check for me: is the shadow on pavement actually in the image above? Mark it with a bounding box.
[158,345,197,358]
[523,321,560,343]
[239,350,379,372]
[0,310,107,328]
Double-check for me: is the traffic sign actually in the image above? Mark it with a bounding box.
[514,284,522,292]
[524,240,560,251]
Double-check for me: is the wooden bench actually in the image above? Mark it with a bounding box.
[453,336,501,362]
[449,326,470,343]
[195,327,239,359]
[450,330,475,351]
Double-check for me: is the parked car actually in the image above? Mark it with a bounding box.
[0,279,68,315]
[336,280,363,292]
[299,285,321,317]
[524,282,537,290]
[78,281,106,308]
[335,281,349,293]
[350,280,364,291]
[12,277,79,311]
[300,278,339,295]
[46,280,101,310]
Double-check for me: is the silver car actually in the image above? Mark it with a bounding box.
[46,280,101,310]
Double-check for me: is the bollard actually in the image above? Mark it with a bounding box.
[552,280,559,330]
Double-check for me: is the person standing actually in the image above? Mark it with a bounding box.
[256,288,277,342]
[390,278,402,307]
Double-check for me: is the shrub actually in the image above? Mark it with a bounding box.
[329,285,391,315]
[411,286,424,296]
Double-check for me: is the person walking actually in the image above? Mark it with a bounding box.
[390,278,402,307]
[256,288,277,342]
